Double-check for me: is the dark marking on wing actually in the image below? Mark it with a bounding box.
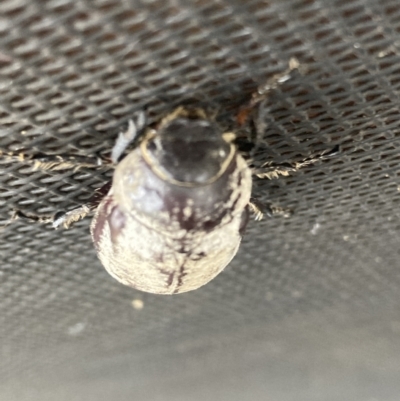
[239,207,250,236]
[174,263,187,294]
[190,251,206,261]
[158,267,175,288]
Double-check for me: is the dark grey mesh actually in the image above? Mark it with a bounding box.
[2,0,400,400]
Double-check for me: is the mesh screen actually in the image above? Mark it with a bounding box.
[2,0,400,400]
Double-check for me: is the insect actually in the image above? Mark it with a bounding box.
[3,58,338,294]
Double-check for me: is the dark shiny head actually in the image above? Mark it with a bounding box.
[142,118,233,185]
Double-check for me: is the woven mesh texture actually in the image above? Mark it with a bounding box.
[2,0,400,400]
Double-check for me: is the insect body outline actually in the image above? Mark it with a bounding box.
[2,59,338,294]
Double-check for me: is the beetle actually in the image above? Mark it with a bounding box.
[88,107,253,294]
[3,58,338,294]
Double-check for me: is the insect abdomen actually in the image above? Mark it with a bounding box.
[91,200,243,294]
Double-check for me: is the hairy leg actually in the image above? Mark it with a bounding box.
[111,111,146,163]
[248,198,292,221]
[236,59,338,220]
[0,151,110,171]
[52,181,112,229]
[0,112,146,172]
[51,112,147,228]
[2,113,147,229]
[248,145,339,220]
[253,145,340,179]
[237,58,301,128]
[4,181,112,229]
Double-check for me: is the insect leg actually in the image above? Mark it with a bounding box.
[52,181,112,229]
[111,111,146,163]
[2,210,54,229]
[248,198,292,221]
[0,113,146,171]
[237,58,301,128]
[4,181,112,230]
[51,113,144,228]
[0,151,110,171]
[253,145,340,179]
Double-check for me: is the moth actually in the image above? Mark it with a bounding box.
[3,59,338,294]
